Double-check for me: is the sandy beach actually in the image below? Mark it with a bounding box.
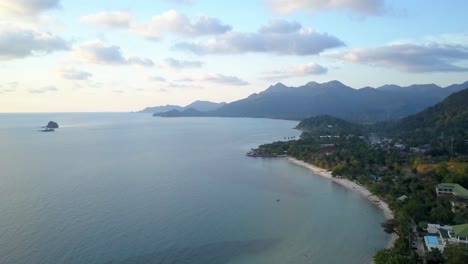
[287,157,398,249]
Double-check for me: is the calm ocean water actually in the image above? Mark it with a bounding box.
[0,113,388,264]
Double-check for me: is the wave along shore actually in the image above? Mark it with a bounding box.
[287,157,398,249]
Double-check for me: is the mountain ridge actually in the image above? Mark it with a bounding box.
[152,80,468,121]
[138,100,226,113]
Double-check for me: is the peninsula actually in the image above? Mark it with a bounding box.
[248,88,468,263]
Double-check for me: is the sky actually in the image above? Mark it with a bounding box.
[1,0,468,112]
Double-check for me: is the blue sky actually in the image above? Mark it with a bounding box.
[1,0,467,112]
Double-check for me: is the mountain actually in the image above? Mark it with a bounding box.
[183,100,226,112]
[138,101,225,113]
[138,104,183,113]
[154,80,467,121]
[155,108,207,117]
[398,88,468,139]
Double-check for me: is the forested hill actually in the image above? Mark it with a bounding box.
[153,80,468,121]
[296,115,363,136]
[298,89,467,152]
[399,88,468,139]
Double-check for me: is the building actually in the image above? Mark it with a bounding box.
[423,223,468,252]
[394,143,406,150]
[397,195,408,202]
[451,224,468,243]
[435,183,468,212]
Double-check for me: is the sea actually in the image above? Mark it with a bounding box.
[0,113,388,264]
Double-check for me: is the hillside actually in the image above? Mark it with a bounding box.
[153,80,467,121]
[154,108,207,117]
[398,88,468,140]
[296,115,363,136]
[138,104,183,113]
[139,100,225,113]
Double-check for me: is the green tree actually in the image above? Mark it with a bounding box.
[374,248,409,264]
[443,243,468,264]
[426,248,444,264]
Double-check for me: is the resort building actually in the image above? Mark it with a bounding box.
[451,224,468,244]
[422,223,468,252]
[435,183,468,212]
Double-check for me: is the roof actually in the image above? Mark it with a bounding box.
[439,229,450,239]
[397,195,408,201]
[437,183,468,199]
[452,224,468,238]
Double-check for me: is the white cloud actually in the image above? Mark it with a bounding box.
[175,20,344,55]
[0,26,68,60]
[0,0,60,16]
[183,73,249,86]
[58,67,92,80]
[259,19,301,34]
[127,56,155,67]
[0,88,16,94]
[265,0,385,16]
[29,85,58,94]
[135,10,232,39]
[80,10,231,40]
[80,11,132,29]
[72,40,154,67]
[329,43,468,72]
[263,62,328,80]
[159,57,202,70]
[149,75,167,82]
[0,82,18,94]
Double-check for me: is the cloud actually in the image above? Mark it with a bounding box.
[183,73,249,86]
[81,10,231,40]
[0,84,17,93]
[58,67,92,80]
[80,11,132,29]
[167,83,203,89]
[159,57,202,70]
[174,20,344,55]
[259,19,301,34]
[0,26,68,60]
[263,62,328,80]
[329,43,468,72]
[0,0,60,16]
[149,75,167,82]
[135,10,232,39]
[29,85,58,94]
[265,0,385,16]
[72,40,154,67]
[127,56,155,67]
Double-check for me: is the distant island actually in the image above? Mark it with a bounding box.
[138,100,226,114]
[150,80,468,122]
[39,121,59,132]
[249,88,468,263]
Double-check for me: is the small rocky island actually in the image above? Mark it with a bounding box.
[39,121,59,132]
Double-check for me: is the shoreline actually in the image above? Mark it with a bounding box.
[287,157,398,249]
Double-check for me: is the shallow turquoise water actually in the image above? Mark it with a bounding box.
[0,113,388,263]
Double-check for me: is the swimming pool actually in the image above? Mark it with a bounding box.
[426,236,440,245]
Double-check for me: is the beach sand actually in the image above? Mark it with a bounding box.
[287,157,398,249]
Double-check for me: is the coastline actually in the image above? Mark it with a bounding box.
[287,157,398,249]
